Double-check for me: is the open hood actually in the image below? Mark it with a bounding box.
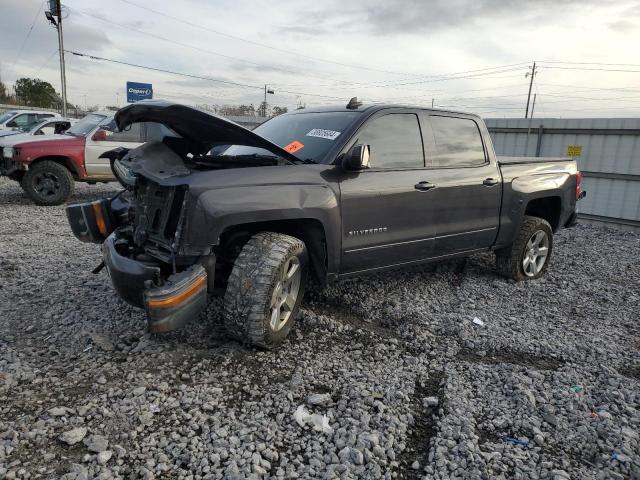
[115,100,299,163]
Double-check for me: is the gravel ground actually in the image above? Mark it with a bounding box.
[0,177,639,480]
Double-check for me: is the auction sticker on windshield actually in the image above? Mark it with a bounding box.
[284,140,304,154]
[306,128,341,140]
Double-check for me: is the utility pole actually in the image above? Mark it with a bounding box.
[524,62,537,119]
[530,93,537,118]
[431,98,434,108]
[45,0,68,117]
[263,85,274,117]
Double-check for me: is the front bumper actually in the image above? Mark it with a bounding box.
[0,156,24,177]
[102,234,209,333]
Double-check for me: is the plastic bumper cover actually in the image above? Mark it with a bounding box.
[102,234,208,332]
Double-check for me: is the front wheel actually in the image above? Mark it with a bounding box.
[495,216,553,281]
[21,161,74,206]
[223,232,308,349]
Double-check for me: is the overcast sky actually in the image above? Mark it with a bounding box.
[1,0,639,117]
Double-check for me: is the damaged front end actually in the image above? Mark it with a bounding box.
[66,148,209,333]
[66,100,301,334]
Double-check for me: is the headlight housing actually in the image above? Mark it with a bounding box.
[112,158,137,187]
[2,147,14,159]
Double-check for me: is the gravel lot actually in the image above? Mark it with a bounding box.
[1,177,639,480]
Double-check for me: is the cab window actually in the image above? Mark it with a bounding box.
[103,120,142,142]
[428,116,486,167]
[355,113,423,169]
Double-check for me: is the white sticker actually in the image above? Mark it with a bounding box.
[306,128,341,140]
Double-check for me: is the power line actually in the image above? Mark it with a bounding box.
[65,50,349,101]
[539,60,640,68]
[71,6,534,92]
[11,0,45,70]
[541,66,640,73]
[70,8,357,86]
[115,0,421,78]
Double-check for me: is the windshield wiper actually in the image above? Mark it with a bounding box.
[292,158,317,164]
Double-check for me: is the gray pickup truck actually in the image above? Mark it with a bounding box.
[67,100,585,348]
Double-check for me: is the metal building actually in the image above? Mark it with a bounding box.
[485,118,640,230]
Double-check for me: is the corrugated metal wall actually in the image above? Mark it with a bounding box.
[485,118,640,227]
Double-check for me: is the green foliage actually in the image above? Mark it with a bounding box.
[14,77,59,108]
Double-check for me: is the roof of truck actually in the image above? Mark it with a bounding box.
[289,102,481,119]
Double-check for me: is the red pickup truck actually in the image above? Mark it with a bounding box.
[1,112,170,205]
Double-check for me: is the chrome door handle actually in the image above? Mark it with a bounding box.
[483,178,499,186]
[415,181,436,191]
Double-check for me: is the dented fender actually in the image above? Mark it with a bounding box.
[183,182,342,275]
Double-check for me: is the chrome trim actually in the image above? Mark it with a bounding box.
[344,227,497,253]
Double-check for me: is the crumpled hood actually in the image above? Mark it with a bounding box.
[115,100,299,162]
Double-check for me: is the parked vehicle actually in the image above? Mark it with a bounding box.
[0,112,171,205]
[0,118,76,141]
[67,100,585,348]
[0,109,60,131]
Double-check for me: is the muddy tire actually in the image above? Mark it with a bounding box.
[223,232,308,349]
[21,161,74,206]
[496,215,553,281]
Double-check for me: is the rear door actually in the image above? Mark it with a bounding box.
[339,111,439,273]
[84,121,143,177]
[418,113,501,253]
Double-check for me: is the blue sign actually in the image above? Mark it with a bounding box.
[126,82,153,103]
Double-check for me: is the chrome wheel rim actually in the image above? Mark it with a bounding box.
[269,256,301,332]
[522,229,549,277]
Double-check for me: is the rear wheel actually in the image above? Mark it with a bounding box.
[21,161,74,206]
[223,232,308,349]
[496,216,553,281]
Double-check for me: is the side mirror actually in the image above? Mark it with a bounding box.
[343,144,370,171]
[91,129,109,141]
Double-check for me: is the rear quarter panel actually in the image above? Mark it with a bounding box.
[495,158,578,248]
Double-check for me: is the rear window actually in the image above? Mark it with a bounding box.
[428,116,486,167]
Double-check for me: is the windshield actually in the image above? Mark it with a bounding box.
[26,121,48,133]
[0,111,18,124]
[222,111,360,163]
[66,113,108,137]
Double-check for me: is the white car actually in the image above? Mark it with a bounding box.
[0,118,76,144]
[0,110,61,131]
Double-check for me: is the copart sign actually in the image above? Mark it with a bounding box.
[126,82,153,103]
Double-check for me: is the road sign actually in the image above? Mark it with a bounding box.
[126,82,153,103]
[566,145,582,157]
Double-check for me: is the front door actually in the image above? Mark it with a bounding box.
[340,112,439,273]
[85,121,143,178]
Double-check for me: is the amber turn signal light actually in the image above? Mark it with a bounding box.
[147,275,206,309]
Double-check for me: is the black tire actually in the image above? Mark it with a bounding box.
[223,232,308,349]
[21,161,74,206]
[495,215,553,281]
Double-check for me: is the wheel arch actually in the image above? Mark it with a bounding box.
[29,155,80,180]
[524,196,562,231]
[216,218,329,285]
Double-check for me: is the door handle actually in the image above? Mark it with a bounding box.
[483,177,499,186]
[414,181,436,191]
